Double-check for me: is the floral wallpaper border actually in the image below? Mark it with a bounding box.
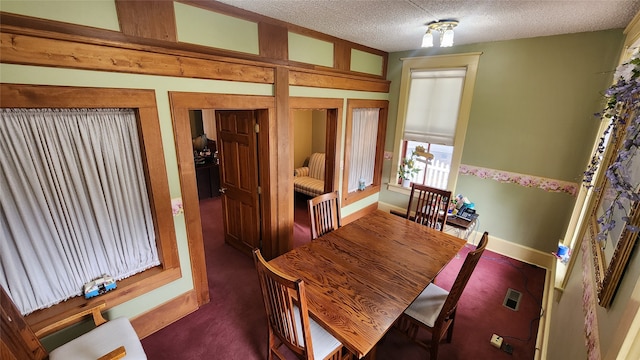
[171,197,184,216]
[459,165,579,196]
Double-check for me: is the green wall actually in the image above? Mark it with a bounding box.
[0,0,120,31]
[0,2,387,347]
[381,30,625,251]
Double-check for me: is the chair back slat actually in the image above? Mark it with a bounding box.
[253,249,315,359]
[406,184,452,231]
[308,191,341,240]
[438,232,489,322]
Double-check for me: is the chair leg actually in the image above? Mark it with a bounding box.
[267,330,274,360]
[429,324,446,360]
[395,315,420,340]
[446,309,457,343]
[268,329,288,360]
[430,342,439,360]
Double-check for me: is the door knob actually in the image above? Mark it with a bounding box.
[219,187,227,194]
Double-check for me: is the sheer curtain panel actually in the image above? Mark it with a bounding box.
[347,108,380,192]
[0,108,159,315]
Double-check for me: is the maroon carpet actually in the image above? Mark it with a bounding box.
[293,193,313,248]
[142,196,545,359]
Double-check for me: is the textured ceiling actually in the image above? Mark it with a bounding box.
[216,0,640,52]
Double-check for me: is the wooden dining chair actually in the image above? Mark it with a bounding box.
[1,285,146,360]
[308,191,341,240]
[252,249,351,360]
[397,232,489,359]
[405,184,452,231]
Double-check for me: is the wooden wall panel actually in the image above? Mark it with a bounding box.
[334,41,351,72]
[115,0,177,41]
[259,21,288,61]
[274,67,292,258]
[0,33,275,84]
[290,69,390,92]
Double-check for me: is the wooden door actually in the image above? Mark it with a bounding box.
[215,110,261,255]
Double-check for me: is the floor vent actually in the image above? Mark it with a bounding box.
[503,288,522,311]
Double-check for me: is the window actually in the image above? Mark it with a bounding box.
[390,53,481,192]
[400,141,453,189]
[0,84,180,330]
[342,99,388,205]
[0,108,159,315]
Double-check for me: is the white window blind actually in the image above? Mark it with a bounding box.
[403,68,466,145]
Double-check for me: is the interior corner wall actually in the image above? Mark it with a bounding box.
[547,233,640,359]
[293,110,313,167]
[381,29,625,253]
[311,110,327,154]
[546,240,590,359]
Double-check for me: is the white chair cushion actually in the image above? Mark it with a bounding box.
[404,283,449,327]
[49,317,147,360]
[293,305,342,359]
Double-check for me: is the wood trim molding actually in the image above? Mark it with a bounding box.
[289,69,390,92]
[0,32,275,84]
[1,8,388,83]
[177,0,388,75]
[273,67,292,257]
[131,290,199,339]
[0,28,390,93]
[342,202,378,225]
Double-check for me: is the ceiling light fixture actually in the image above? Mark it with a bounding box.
[422,20,458,48]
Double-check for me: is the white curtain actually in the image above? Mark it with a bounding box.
[348,108,379,192]
[0,108,159,315]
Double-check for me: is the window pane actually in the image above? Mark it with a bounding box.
[404,141,452,190]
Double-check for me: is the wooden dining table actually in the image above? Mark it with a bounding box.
[269,210,467,359]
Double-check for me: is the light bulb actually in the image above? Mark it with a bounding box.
[441,28,454,47]
[421,31,433,48]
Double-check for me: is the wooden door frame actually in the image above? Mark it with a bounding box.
[169,92,276,306]
[289,98,343,196]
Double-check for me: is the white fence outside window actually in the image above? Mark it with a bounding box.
[411,159,450,190]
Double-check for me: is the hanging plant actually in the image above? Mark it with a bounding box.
[584,49,640,241]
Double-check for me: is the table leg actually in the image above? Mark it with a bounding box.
[362,346,377,360]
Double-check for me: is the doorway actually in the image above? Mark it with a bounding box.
[190,109,262,255]
[290,98,344,248]
[169,92,276,307]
